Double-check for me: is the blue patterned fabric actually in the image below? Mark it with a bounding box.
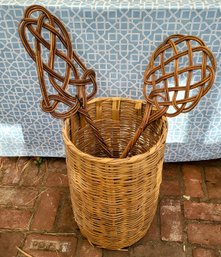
[0,0,221,161]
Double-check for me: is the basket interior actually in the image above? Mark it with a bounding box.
[69,98,165,158]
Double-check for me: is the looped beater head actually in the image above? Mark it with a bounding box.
[143,34,216,118]
[19,5,97,118]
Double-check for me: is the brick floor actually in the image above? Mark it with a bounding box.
[0,157,221,257]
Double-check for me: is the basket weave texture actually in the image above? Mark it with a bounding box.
[63,97,167,249]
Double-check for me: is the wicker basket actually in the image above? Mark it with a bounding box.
[63,97,167,250]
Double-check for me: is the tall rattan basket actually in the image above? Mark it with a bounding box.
[18,5,216,251]
[63,97,167,250]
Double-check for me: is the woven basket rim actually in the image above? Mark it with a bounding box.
[63,97,167,164]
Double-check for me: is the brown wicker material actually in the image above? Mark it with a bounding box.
[63,97,167,249]
[121,34,216,158]
[18,7,216,159]
[18,5,215,250]
[18,5,112,157]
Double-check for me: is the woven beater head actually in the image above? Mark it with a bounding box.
[18,5,97,119]
[143,34,216,119]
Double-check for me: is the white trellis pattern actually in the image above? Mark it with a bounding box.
[0,0,221,161]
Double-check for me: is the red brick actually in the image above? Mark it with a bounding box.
[160,180,180,196]
[22,234,77,257]
[138,212,160,242]
[18,250,56,257]
[31,189,60,231]
[187,223,221,246]
[0,209,32,229]
[183,164,202,180]
[45,172,69,187]
[1,157,27,185]
[160,199,183,242]
[78,240,102,257]
[184,201,221,222]
[104,250,129,257]
[0,188,38,207]
[205,167,221,199]
[0,232,24,257]
[182,164,204,197]
[55,195,78,232]
[48,158,67,173]
[131,242,185,257]
[162,163,180,180]
[19,160,47,187]
[193,248,219,257]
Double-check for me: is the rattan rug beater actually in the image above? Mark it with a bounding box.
[18,5,216,249]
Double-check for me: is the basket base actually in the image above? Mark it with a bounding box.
[78,205,158,250]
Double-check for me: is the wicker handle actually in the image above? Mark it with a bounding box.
[18,5,113,157]
[121,34,216,158]
[120,103,152,158]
